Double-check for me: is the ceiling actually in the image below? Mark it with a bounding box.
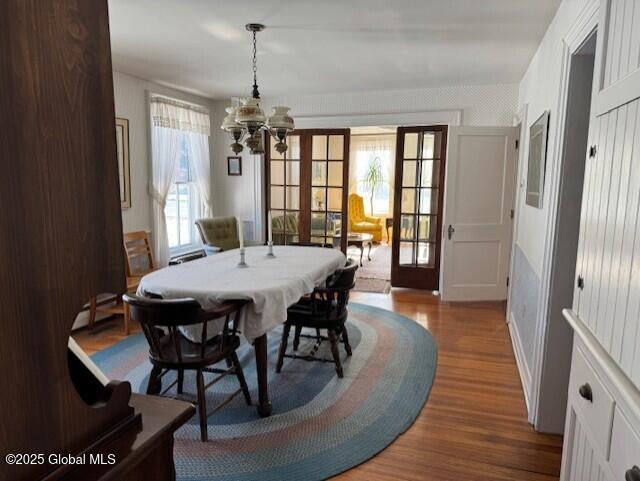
[108,0,561,100]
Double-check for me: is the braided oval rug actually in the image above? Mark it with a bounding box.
[92,303,437,481]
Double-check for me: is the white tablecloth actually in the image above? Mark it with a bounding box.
[137,245,346,342]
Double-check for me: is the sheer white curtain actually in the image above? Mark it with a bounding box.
[349,134,396,216]
[187,130,212,218]
[150,122,181,267]
[150,96,211,265]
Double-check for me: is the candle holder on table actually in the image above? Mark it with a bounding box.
[266,241,275,258]
[237,248,248,268]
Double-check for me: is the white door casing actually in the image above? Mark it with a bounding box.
[440,126,518,301]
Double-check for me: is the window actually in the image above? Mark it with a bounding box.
[353,143,394,216]
[165,134,201,254]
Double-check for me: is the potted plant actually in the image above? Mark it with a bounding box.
[361,155,385,215]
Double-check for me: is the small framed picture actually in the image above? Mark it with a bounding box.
[228,156,242,176]
[526,111,550,208]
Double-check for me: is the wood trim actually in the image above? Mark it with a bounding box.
[293,110,462,129]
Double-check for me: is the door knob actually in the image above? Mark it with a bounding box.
[578,383,593,402]
[447,225,455,240]
[626,466,640,481]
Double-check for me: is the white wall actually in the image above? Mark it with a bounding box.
[213,83,519,241]
[112,71,215,233]
[515,0,592,276]
[73,72,216,330]
[509,0,594,425]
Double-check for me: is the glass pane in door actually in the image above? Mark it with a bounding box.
[269,134,300,245]
[398,130,444,267]
[309,133,347,248]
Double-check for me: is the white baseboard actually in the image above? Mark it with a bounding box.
[507,311,532,415]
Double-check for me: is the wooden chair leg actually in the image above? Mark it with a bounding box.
[88,296,97,330]
[293,325,302,351]
[123,302,130,336]
[276,324,291,373]
[146,366,162,395]
[341,324,353,356]
[328,329,344,378]
[231,352,252,405]
[196,369,208,442]
[177,369,184,395]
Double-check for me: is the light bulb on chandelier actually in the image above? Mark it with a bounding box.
[220,24,295,155]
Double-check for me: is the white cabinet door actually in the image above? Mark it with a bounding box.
[440,126,517,301]
[561,406,613,481]
[572,0,640,386]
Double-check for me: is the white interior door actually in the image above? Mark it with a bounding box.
[441,126,517,301]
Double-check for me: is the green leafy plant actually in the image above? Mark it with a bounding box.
[360,155,385,215]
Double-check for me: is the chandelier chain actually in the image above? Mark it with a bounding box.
[251,30,259,99]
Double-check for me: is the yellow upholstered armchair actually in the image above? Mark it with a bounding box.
[348,193,383,242]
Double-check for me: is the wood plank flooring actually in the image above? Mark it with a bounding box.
[73,289,563,481]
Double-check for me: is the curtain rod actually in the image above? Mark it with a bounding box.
[149,93,210,114]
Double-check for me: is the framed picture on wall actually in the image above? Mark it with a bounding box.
[115,117,131,209]
[526,111,550,208]
[228,156,242,176]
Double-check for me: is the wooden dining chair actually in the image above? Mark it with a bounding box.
[123,294,251,442]
[276,259,358,378]
[88,231,156,334]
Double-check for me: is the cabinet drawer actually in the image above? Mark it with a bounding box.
[609,408,640,480]
[569,347,615,459]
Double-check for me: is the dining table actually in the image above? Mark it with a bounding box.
[137,244,347,417]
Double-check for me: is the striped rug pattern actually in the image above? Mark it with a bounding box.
[92,303,437,481]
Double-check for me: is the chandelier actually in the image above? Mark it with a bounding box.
[221,23,295,155]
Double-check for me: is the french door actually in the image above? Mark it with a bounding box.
[391,126,448,289]
[265,129,349,251]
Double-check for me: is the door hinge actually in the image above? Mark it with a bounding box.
[510,209,514,219]
[577,275,584,290]
[515,139,519,150]
[589,145,597,158]
[506,276,510,287]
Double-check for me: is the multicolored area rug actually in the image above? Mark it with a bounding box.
[92,303,437,481]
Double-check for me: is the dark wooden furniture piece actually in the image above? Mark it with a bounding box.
[386,217,394,242]
[276,259,358,378]
[289,242,334,248]
[333,232,373,266]
[0,1,193,479]
[391,125,448,289]
[265,129,351,251]
[123,294,251,442]
[88,231,157,335]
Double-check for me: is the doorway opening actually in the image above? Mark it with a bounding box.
[535,31,596,433]
[264,124,450,294]
[346,126,397,292]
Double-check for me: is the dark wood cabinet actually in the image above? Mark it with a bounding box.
[0,1,193,480]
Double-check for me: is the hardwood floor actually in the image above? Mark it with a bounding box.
[74,289,563,481]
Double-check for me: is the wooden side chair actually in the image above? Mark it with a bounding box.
[276,259,358,378]
[88,231,156,334]
[123,294,251,442]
